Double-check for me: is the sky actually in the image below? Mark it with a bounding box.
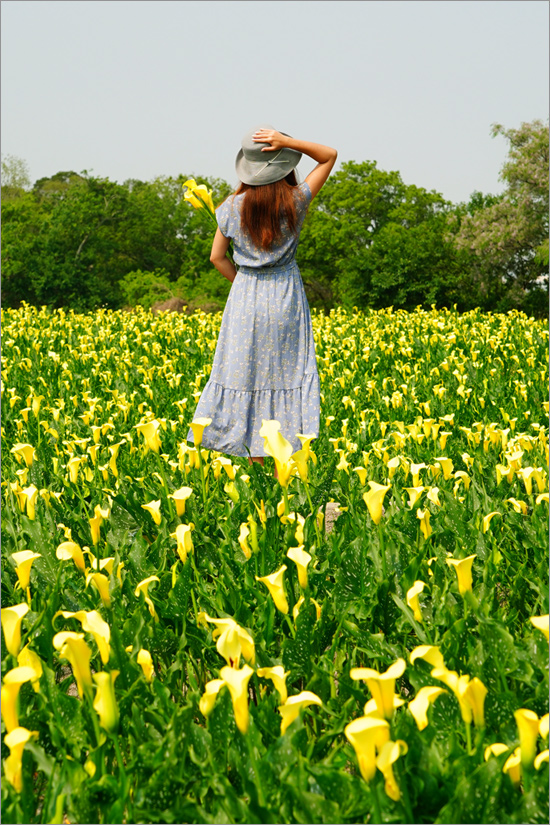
[1,0,548,204]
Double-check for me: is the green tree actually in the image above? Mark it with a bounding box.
[1,154,31,198]
[448,119,549,316]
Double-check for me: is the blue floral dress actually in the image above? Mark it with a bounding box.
[187,181,320,457]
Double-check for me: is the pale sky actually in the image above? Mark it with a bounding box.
[1,0,548,204]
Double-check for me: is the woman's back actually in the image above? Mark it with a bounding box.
[216,181,313,269]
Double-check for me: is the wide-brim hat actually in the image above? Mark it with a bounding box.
[235,124,302,186]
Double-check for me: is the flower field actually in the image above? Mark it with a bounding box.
[1,302,549,825]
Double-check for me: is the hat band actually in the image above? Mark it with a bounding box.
[252,149,290,178]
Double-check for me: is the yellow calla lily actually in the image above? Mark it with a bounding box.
[405,486,425,508]
[11,551,41,592]
[376,739,408,801]
[170,523,194,563]
[256,565,289,614]
[56,541,87,574]
[410,645,446,670]
[3,727,38,792]
[89,504,110,546]
[183,179,215,212]
[406,580,426,622]
[279,691,322,735]
[135,419,162,453]
[530,615,549,641]
[484,742,510,761]
[53,631,93,698]
[17,645,43,692]
[259,420,294,487]
[86,572,111,608]
[350,659,406,720]
[199,678,225,718]
[189,417,212,446]
[135,576,160,620]
[10,443,36,467]
[514,708,539,768]
[141,499,162,525]
[137,649,155,682]
[256,665,289,704]
[55,610,111,664]
[286,545,311,589]
[200,613,255,667]
[92,670,119,732]
[344,716,390,782]
[1,603,30,657]
[363,482,391,525]
[431,668,472,724]
[408,686,447,731]
[1,667,37,732]
[463,677,488,728]
[482,511,501,533]
[238,523,252,560]
[20,484,39,519]
[535,750,549,770]
[169,486,193,516]
[219,664,255,733]
[446,554,476,595]
[503,746,522,786]
[434,457,453,480]
[416,508,432,539]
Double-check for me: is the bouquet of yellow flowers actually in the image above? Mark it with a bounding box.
[182,179,216,225]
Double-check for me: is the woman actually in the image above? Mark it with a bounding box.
[187,125,337,468]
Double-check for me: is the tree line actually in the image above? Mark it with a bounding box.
[1,119,547,317]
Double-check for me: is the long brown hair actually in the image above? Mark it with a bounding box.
[234,170,301,250]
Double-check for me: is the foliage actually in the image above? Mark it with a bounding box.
[1,303,548,824]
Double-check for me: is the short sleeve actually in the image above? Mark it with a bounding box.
[215,199,232,238]
[298,181,313,206]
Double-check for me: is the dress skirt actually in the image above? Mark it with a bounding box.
[186,260,320,457]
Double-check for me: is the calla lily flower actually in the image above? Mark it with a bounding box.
[86,572,111,608]
[238,523,252,560]
[224,481,239,504]
[286,512,305,545]
[183,179,215,212]
[169,486,193,516]
[256,565,289,614]
[279,691,322,735]
[3,727,37,792]
[286,545,311,589]
[431,668,472,724]
[17,645,42,692]
[137,649,154,682]
[482,511,501,533]
[53,632,93,698]
[56,541,87,574]
[344,716,390,781]
[142,499,162,525]
[535,750,549,770]
[463,677,488,728]
[416,508,432,539]
[530,615,549,641]
[189,417,212,446]
[484,742,510,761]
[503,747,522,786]
[408,686,447,731]
[353,467,368,485]
[199,678,225,717]
[55,610,110,664]
[405,486,424,508]
[364,695,405,719]
[11,551,41,592]
[376,739,408,801]
[434,457,453,480]
[1,603,30,656]
[170,524,194,563]
[539,713,549,739]
[1,667,37,732]
[257,665,289,704]
[200,613,255,667]
[446,554,476,595]
[406,580,426,622]
[259,420,294,487]
[10,444,36,468]
[219,664,254,733]
[293,595,322,622]
[20,485,39,520]
[426,487,441,507]
[362,482,391,525]
[93,671,119,732]
[135,576,160,620]
[135,420,162,453]
[410,644,446,670]
[89,504,110,546]
[350,659,406,720]
[505,497,528,514]
[514,708,539,768]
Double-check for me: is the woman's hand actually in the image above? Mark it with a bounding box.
[252,129,288,152]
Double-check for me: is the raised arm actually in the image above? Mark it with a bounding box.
[252,129,337,199]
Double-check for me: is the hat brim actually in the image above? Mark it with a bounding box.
[235,140,302,185]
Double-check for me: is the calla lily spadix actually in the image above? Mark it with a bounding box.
[344,716,390,782]
[1,603,30,657]
[351,659,407,720]
[278,691,322,735]
[256,565,289,614]
[362,482,390,525]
